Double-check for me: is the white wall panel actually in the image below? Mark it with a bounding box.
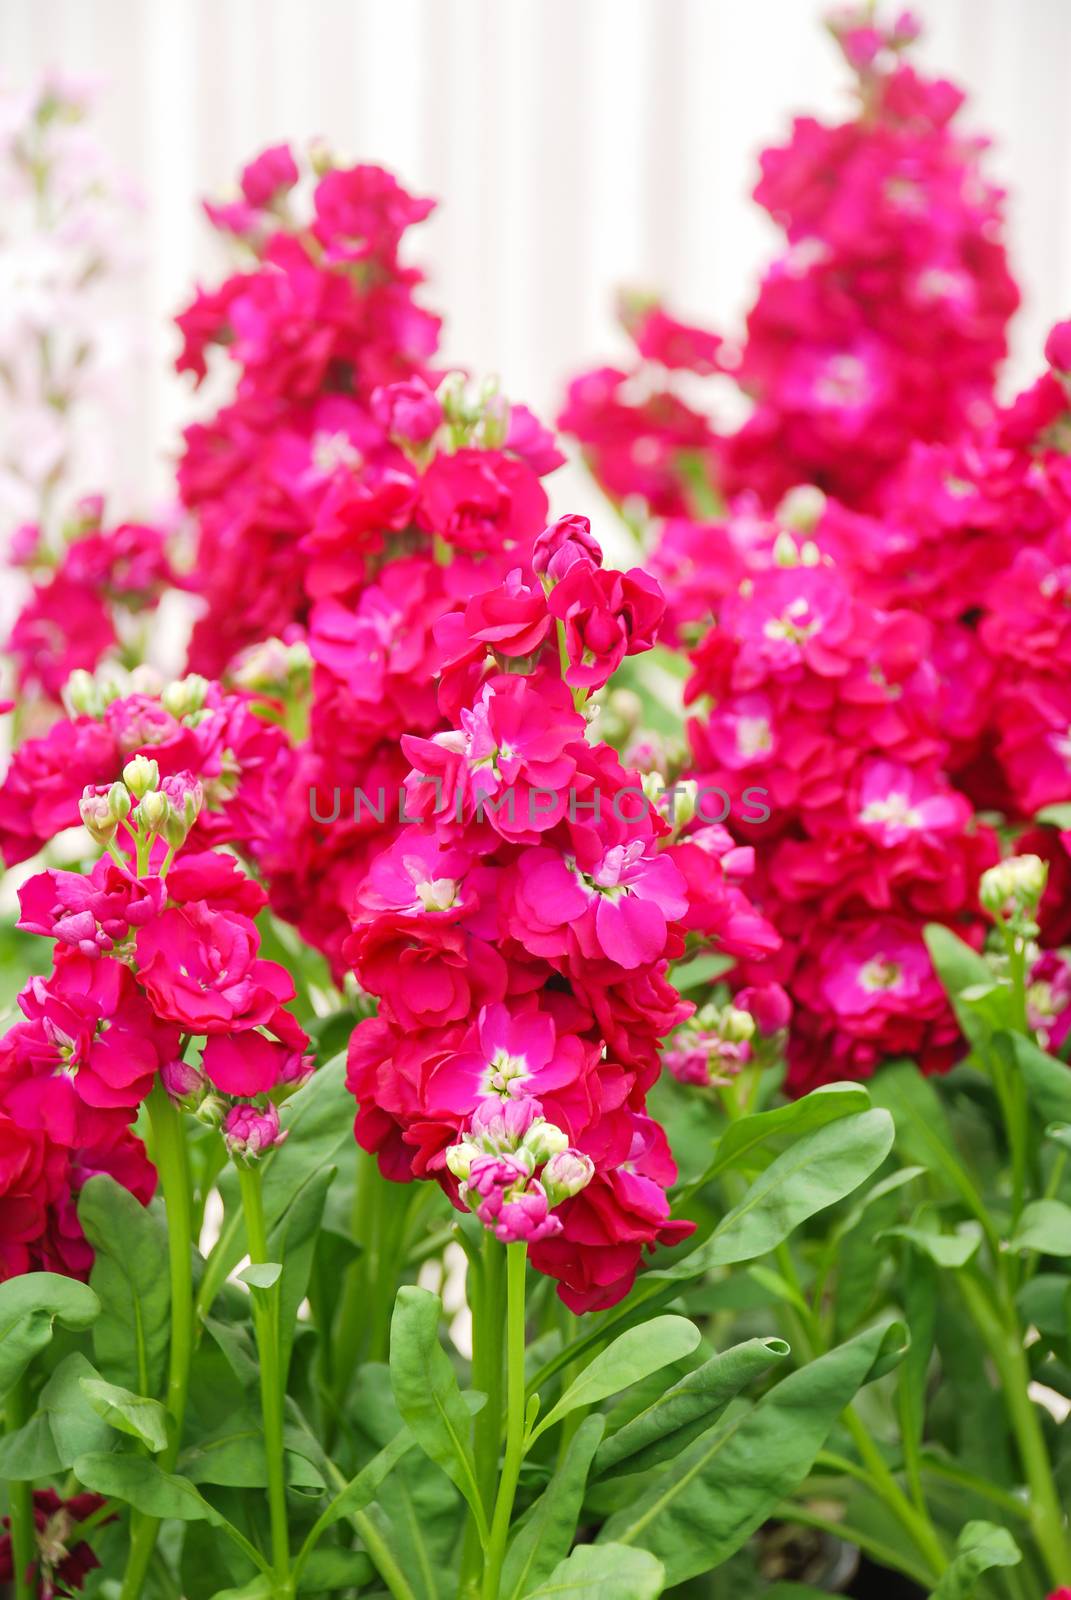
[0,0,1068,518]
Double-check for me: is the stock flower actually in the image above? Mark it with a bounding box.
[201,1030,312,1096]
[547,561,666,690]
[16,956,179,1113]
[371,376,442,444]
[533,513,603,581]
[0,1489,108,1596]
[416,448,549,555]
[135,904,295,1034]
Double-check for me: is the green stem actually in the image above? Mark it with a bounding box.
[237,1161,291,1591]
[330,1146,378,1417]
[777,1244,945,1583]
[118,1084,195,1600]
[481,1244,528,1600]
[777,1501,935,1592]
[7,1373,35,1600]
[151,1086,195,1462]
[959,1273,1071,1588]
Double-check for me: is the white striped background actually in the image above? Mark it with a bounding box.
[0,0,1069,525]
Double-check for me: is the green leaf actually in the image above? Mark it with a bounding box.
[532,1316,700,1442]
[596,1321,905,1587]
[298,1548,375,1592]
[0,1353,113,1478]
[1000,1032,1071,1125]
[502,1416,605,1599]
[1008,1199,1071,1256]
[868,1061,989,1223]
[924,925,996,994]
[74,1449,226,1523]
[593,1337,790,1479]
[886,1226,980,1269]
[80,1376,169,1452]
[523,1541,665,1598]
[930,1520,1021,1598]
[1017,1274,1071,1338]
[0,1271,100,1398]
[78,1172,171,1395]
[389,1286,487,1529]
[180,1416,326,1490]
[706,1084,872,1181]
[671,952,735,993]
[684,1110,894,1273]
[238,1262,282,1290]
[301,1425,415,1547]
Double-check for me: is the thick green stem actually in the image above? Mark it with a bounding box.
[776,1243,945,1585]
[151,1086,195,1462]
[118,1083,195,1600]
[330,1146,378,1414]
[481,1244,528,1600]
[7,1373,35,1600]
[959,1273,1071,1588]
[238,1162,291,1591]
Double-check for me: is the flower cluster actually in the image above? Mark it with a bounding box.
[344,518,777,1309]
[0,1489,108,1597]
[0,75,144,534]
[560,8,1016,521]
[176,144,442,674]
[6,498,176,703]
[0,670,310,1280]
[680,533,998,1092]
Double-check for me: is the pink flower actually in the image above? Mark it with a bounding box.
[416,449,548,555]
[18,862,164,958]
[462,570,550,658]
[547,562,665,690]
[17,955,179,1112]
[201,1031,312,1096]
[371,377,442,444]
[312,164,434,262]
[506,405,566,475]
[1044,321,1071,374]
[509,841,687,969]
[240,143,299,207]
[223,1101,287,1158]
[0,716,118,867]
[533,514,603,581]
[135,904,295,1034]
[425,1004,590,1114]
[402,676,582,841]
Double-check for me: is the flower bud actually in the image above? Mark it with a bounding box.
[446,1139,481,1182]
[63,669,104,718]
[195,1093,227,1128]
[980,855,1048,917]
[778,483,826,535]
[223,1101,287,1160]
[541,1148,595,1206]
[522,1117,569,1166]
[664,778,698,831]
[479,393,510,449]
[720,1005,757,1044]
[160,778,204,849]
[161,1057,207,1106]
[107,781,132,823]
[136,790,171,835]
[533,514,603,581]
[123,754,160,799]
[161,674,209,719]
[79,786,117,845]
